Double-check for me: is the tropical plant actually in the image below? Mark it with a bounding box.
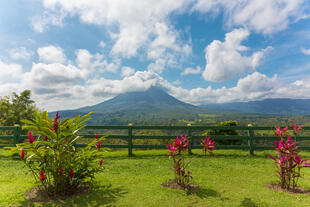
[268,124,310,190]
[200,136,215,155]
[13,111,106,195]
[167,135,192,188]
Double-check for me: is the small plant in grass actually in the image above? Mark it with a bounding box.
[166,135,192,188]
[200,136,215,155]
[13,111,107,196]
[268,124,310,190]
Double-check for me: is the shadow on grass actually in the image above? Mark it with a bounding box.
[239,197,268,207]
[104,152,270,161]
[0,153,21,161]
[19,184,127,207]
[190,187,229,201]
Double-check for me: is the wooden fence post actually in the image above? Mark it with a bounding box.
[128,123,133,157]
[13,124,20,145]
[247,124,254,155]
[187,123,193,155]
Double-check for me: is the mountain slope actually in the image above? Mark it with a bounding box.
[78,86,198,113]
[200,98,310,115]
[52,87,206,122]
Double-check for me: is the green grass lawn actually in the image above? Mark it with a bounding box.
[1,148,310,207]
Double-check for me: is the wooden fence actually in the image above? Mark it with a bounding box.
[1,125,310,156]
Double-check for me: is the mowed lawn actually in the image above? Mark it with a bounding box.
[1,148,310,207]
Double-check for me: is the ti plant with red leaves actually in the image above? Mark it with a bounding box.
[167,135,192,188]
[13,111,107,195]
[200,136,215,155]
[269,124,310,190]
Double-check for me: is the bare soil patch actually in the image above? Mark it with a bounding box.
[25,185,91,203]
[162,180,199,193]
[267,184,310,195]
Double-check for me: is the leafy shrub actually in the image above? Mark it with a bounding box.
[167,135,192,188]
[268,124,310,190]
[203,120,241,145]
[13,111,106,195]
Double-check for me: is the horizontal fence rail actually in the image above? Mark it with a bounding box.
[1,125,310,156]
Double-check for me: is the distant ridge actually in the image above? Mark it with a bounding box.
[51,88,310,124]
[200,98,310,115]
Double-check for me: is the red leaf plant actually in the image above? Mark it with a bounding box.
[28,131,35,144]
[200,136,215,155]
[40,169,46,182]
[268,124,310,190]
[167,135,192,188]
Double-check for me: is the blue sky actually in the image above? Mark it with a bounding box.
[0,0,310,111]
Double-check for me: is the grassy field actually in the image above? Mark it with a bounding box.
[1,148,310,207]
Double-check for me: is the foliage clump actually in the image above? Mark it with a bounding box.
[14,111,106,195]
[0,90,36,126]
[203,120,240,145]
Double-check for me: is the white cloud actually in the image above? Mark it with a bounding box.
[172,79,181,85]
[170,72,280,105]
[146,22,192,73]
[147,58,167,74]
[24,62,87,89]
[10,47,33,60]
[88,70,168,96]
[37,45,66,64]
[99,41,106,48]
[181,66,201,75]
[202,28,270,82]
[192,0,309,34]
[121,66,135,77]
[76,49,93,69]
[0,61,23,80]
[39,0,191,59]
[301,47,310,55]
[31,10,66,32]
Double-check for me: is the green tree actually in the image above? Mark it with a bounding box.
[203,120,241,145]
[0,90,37,126]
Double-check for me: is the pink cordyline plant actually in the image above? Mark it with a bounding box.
[173,135,189,154]
[167,135,192,188]
[200,136,215,155]
[269,125,310,190]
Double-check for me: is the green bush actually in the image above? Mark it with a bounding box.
[203,120,241,145]
[13,111,106,195]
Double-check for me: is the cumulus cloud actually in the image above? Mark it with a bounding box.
[181,66,201,75]
[31,10,66,32]
[146,22,192,73]
[10,47,33,60]
[38,0,192,62]
[192,0,309,34]
[37,45,66,64]
[202,28,271,82]
[88,70,168,97]
[170,72,280,105]
[121,66,135,77]
[23,62,87,90]
[0,61,23,79]
[76,49,93,69]
[301,47,310,55]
